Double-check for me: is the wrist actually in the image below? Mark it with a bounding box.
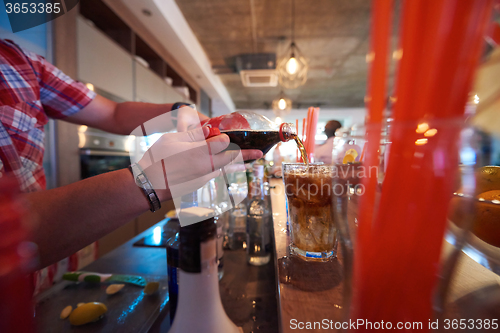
[135,160,172,203]
[128,163,161,212]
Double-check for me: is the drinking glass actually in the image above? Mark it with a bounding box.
[282,163,338,261]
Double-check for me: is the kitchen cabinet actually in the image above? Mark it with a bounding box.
[135,61,166,104]
[77,16,134,101]
[164,84,189,104]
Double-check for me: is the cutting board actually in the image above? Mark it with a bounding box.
[35,275,169,333]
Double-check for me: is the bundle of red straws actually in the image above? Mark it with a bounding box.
[296,107,320,163]
[351,0,494,330]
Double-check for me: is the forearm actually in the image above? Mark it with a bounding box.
[68,95,208,135]
[111,102,174,135]
[26,168,171,268]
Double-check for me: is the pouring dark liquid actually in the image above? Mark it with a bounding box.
[221,130,309,164]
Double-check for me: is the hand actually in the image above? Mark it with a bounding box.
[174,104,209,132]
[138,127,262,200]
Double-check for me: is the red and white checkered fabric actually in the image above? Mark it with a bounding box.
[0,39,95,192]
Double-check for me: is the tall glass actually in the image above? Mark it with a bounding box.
[282,163,338,261]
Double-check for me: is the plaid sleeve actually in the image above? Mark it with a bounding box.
[26,52,96,119]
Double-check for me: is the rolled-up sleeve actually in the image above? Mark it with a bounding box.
[27,52,96,119]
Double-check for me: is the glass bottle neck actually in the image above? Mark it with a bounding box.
[279,123,297,142]
[250,165,265,199]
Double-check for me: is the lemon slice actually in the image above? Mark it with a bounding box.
[69,302,107,326]
[60,305,72,320]
[106,284,125,295]
[343,149,358,164]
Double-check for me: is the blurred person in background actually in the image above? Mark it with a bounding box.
[315,120,342,164]
[0,39,262,292]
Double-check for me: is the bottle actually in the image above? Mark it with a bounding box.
[201,111,298,161]
[228,198,247,250]
[0,177,36,333]
[166,192,198,323]
[164,215,181,240]
[165,223,180,324]
[169,212,239,333]
[246,164,271,266]
[215,216,225,280]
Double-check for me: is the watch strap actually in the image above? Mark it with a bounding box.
[171,102,191,111]
[128,163,161,212]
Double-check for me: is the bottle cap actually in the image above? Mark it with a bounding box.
[205,127,221,139]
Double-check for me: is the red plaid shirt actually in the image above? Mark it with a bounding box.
[0,39,95,192]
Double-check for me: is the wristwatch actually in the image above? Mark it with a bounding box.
[128,163,161,212]
[171,102,191,111]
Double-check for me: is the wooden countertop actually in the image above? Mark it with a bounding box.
[269,178,500,333]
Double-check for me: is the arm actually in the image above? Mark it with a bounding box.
[27,128,262,269]
[34,50,207,134]
[64,95,209,135]
[27,168,165,268]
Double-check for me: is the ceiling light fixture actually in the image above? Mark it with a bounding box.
[272,91,292,117]
[278,97,287,110]
[277,0,308,89]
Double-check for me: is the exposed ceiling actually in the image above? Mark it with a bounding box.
[175,0,373,110]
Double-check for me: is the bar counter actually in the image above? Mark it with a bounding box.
[268,178,500,333]
[35,179,500,333]
[35,219,278,332]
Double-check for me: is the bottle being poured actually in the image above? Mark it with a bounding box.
[201,111,308,164]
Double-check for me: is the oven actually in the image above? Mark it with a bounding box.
[79,129,133,179]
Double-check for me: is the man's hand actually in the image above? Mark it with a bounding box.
[138,127,262,200]
[174,104,209,132]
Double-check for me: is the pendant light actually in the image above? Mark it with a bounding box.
[272,91,292,117]
[277,0,308,89]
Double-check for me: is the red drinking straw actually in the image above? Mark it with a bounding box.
[486,22,500,45]
[307,108,320,160]
[358,142,366,162]
[296,119,299,162]
[305,107,314,158]
[301,118,306,162]
[352,0,393,321]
